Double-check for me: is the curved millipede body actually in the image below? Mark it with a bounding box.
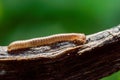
[7,33,86,53]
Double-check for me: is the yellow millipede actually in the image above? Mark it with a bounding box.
[7,33,86,53]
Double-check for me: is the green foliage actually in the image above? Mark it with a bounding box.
[101,71,120,80]
[0,0,120,79]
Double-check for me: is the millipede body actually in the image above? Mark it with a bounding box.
[7,33,86,53]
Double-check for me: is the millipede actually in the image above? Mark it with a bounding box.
[7,33,86,53]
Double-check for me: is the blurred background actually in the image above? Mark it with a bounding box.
[0,0,120,79]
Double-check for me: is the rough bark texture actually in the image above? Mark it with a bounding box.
[0,25,120,80]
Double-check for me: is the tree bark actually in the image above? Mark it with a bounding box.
[0,25,120,80]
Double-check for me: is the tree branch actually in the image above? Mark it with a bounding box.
[0,25,120,80]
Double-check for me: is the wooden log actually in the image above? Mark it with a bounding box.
[0,25,120,80]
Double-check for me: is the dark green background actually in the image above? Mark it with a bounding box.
[0,0,120,79]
